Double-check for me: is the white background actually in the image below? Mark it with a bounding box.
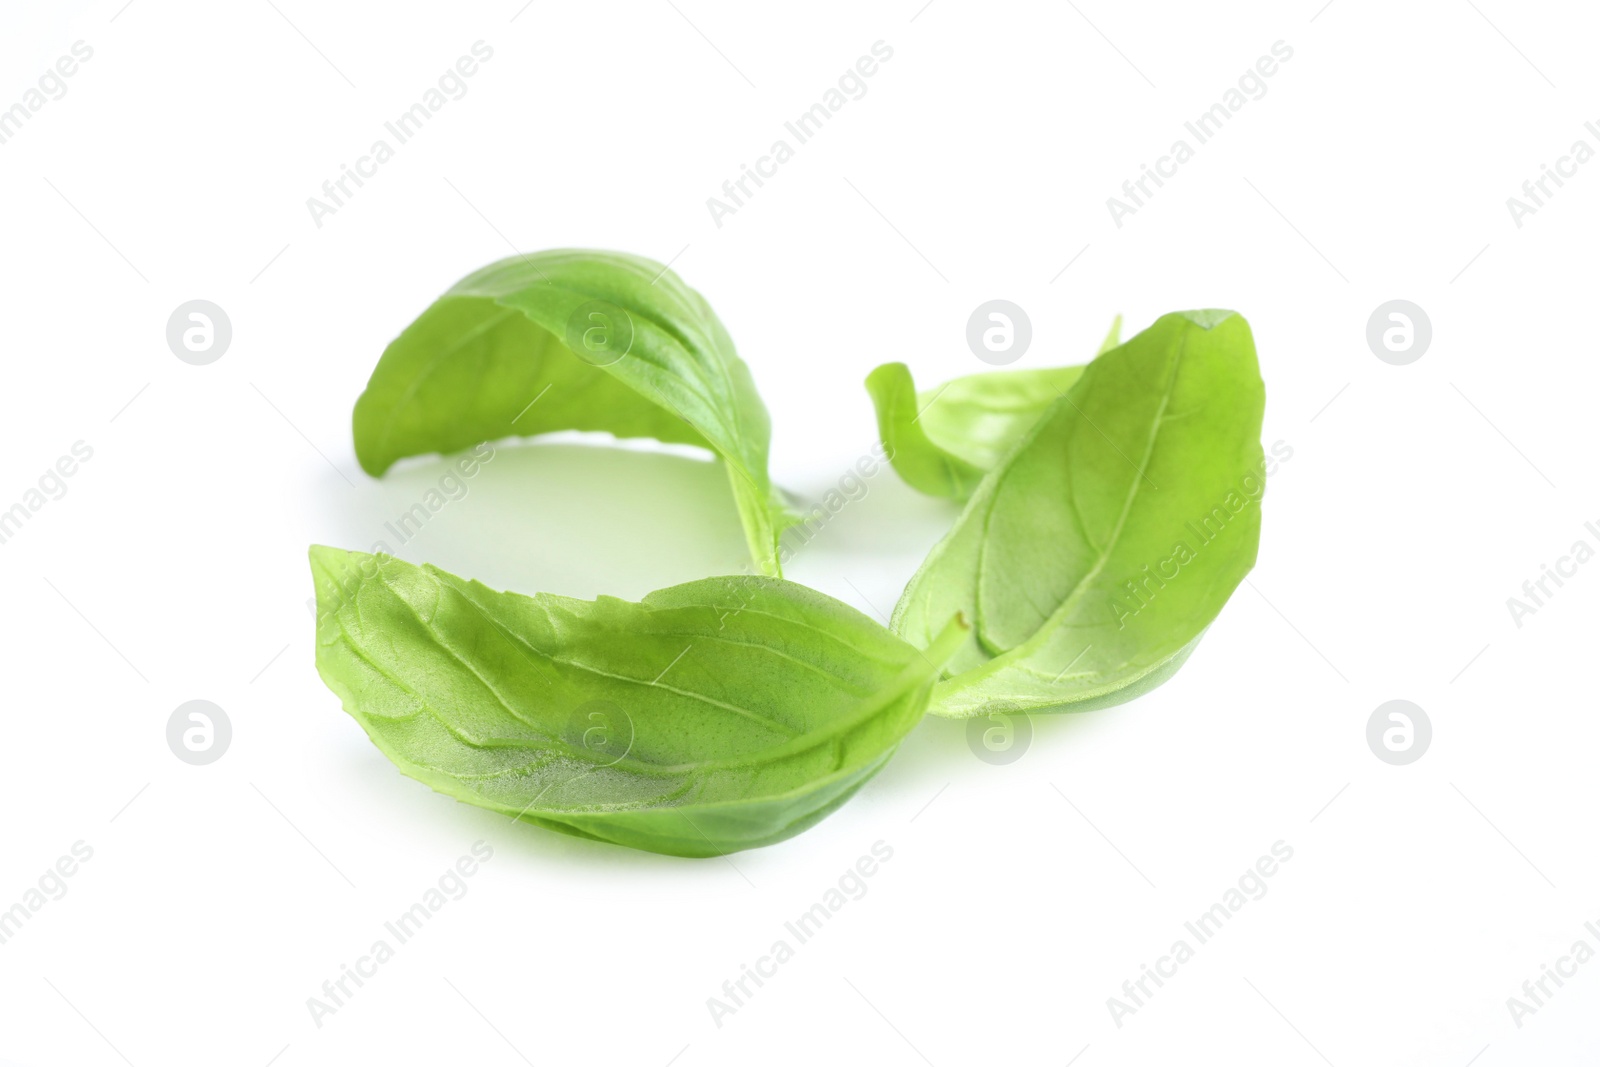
[1,1,1595,1064]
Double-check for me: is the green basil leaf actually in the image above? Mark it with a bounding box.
[865,317,1121,501]
[352,250,793,575]
[892,310,1264,718]
[310,546,965,857]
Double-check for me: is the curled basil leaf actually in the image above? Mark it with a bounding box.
[865,317,1120,501]
[352,250,793,575]
[892,311,1265,718]
[311,546,965,857]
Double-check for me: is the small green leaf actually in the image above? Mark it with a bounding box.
[892,311,1265,718]
[864,317,1120,501]
[352,250,793,575]
[310,546,965,857]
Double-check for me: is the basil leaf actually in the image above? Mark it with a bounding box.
[310,546,965,857]
[865,317,1121,501]
[352,250,793,575]
[892,311,1264,718]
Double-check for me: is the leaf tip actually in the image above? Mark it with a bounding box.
[307,543,345,570]
[1176,309,1239,330]
[864,361,911,393]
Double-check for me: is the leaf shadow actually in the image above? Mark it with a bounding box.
[317,440,753,601]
